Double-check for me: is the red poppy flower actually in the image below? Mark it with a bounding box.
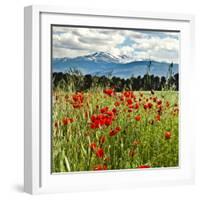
[54,121,58,128]
[134,103,140,109]
[72,92,84,108]
[90,143,97,151]
[123,91,136,99]
[119,95,124,101]
[165,131,171,139]
[123,91,132,98]
[100,106,109,113]
[157,99,162,105]
[127,98,133,105]
[137,165,151,169]
[109,126,121,136]
[157,104,162,109]
[109,130,116,136]
[90,108,115,129]
[62,117,73,125]
[91,115,97,122]
[155,114,161,121]
[135,115,141,121]
[153,96,157,102]
[103,88,114,96]
[104,117,113,126]
[143,103,148,110]
[148,102,153,109]
[72,92,83,102]
[73,103,82,108]
[90,123,97,129]
[99,135,106,144]
[128,105,134,109]
[106,111,114,117]
[94,164,107,170]
[96,148,104,158]
[157,104,162,114]
[115,126,121,132]
[114,101,120,107]
[112,108,117,114]
[166,101,170,107]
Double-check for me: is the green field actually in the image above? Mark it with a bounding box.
[52,89,179,172]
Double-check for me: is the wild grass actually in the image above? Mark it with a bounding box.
[52,88,178,173]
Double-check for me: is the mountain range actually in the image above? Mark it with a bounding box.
[52,52,178,78]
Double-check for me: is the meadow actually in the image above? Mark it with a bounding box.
[52,87,179,172]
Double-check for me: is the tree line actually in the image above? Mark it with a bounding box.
[52,70,179,92]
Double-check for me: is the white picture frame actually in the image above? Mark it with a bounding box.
[24,5,195,194]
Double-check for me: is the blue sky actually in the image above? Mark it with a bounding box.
[52,26,179,63]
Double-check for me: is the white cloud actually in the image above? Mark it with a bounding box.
[133,37,178,51]
[132,36,179,62]
[53,27,125,58]
[53,47,91,58]
[52,26,179,63]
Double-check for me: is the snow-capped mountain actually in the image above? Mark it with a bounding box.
[53,52,178,78]
[83,52,121,63]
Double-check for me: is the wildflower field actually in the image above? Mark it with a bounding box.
[52,88,179,172]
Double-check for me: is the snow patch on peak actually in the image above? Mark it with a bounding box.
[83,51,120,63]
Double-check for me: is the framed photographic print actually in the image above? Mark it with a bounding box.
[24,5,195,194]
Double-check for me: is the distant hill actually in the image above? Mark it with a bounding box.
[53,51,178,78]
